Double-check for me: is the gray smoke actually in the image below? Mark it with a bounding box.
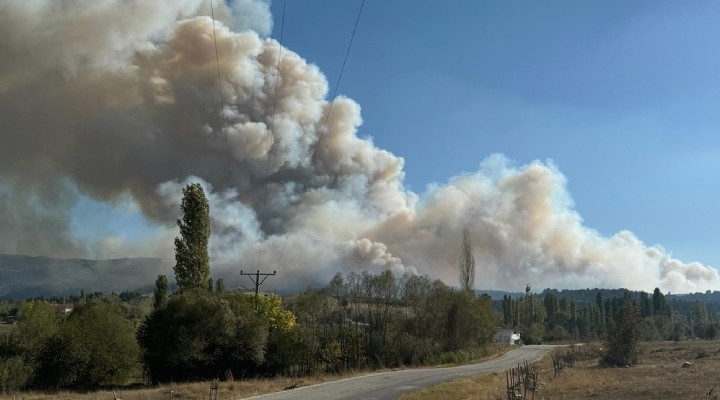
[0,0,717,293]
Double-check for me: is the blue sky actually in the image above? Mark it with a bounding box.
[259,0,720,269]
[2,0,717,293]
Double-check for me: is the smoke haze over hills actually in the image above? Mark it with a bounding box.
[0,0,717,293]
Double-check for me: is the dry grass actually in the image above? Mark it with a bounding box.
[539,341,720,400]
[6,376,333,400]
[398,372,508,400]
[402,341,720,400]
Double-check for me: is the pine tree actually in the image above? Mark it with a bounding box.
[173,183,211,292]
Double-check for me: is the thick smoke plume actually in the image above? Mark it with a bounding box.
[0,0,717,293]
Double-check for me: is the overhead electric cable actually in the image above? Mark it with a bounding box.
[255,0,287,270]
[274,0,366,268]
[260,0,287,227]
[209,0,243,257]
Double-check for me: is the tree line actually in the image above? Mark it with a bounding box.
[500,286,720,344]
[1,182,719,391]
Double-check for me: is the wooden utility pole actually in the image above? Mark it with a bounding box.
[240,269,276,310]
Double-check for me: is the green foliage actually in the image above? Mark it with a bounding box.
[603,294,642,367]
[137,290,288,382]
[444,291,495,351]
[256,295,298,374]
[0,299,145,390]
[13,301,61,360]
[288,271,496,374]
[174,183,211,292]
[693,300,709,336]
[522,322,545,345]
[0,356,32,393]
[501,294,513,327]
[34,300,140,388]
[639,291,652,317]
[0,301,61,390]
[458,228,476,292]
[428,347,487,365]
[153,274,169,310]
[215,278,226,293]
[9,273,720,392]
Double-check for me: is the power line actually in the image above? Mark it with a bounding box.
[208,1,285,290]
[259,0,286,231]
[255,0,287,272]
[209,1,243,260]
[274,0,366,269]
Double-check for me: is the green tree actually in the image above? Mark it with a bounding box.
[0,356,32,393]
[543,292,558,319]
[639,291,652,318]
[0,301,59,391]
[693,301,709,338]
[153,274,169,310]
[12,301,61,360]
[603,294,641,367]
[444,291,495,351]
[174,183,211,292]
[458,228,475,292]
[137,290,273,382]
[652,288,666,316]
[515,293,547,344]
[215,278,226,293]
[502,294,513,328]
[35,301,140,388]
[327,272,346,301]
[256,295,298,373]
[522,322,545,345]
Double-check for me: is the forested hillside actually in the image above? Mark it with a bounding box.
[0,254,170,299]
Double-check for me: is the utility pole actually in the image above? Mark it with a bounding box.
[240,269,276,311]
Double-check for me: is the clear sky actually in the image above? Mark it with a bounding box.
[261,0,720,270]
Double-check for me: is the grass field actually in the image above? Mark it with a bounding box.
[401,341,720,400]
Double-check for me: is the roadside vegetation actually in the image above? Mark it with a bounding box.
[2,183,720,397]
[403,341,720,400]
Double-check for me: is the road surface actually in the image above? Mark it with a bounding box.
[244,345,556,400]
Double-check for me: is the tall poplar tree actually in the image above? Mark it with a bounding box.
[153,274,169,310]
[173,183,211,292]
[458,228,476,292]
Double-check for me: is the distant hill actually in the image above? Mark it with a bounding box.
[475,289,525,300]
[0,254,172,300]
[484,286,720,318]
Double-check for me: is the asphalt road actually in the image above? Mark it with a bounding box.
[244,345,556,400]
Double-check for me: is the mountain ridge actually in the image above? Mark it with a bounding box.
[0,254,172,300]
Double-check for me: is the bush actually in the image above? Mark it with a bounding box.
[34,300,140,388]
[137,290,278,382]
[0,356,32,393]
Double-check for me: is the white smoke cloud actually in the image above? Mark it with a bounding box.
[0,0,717,294]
